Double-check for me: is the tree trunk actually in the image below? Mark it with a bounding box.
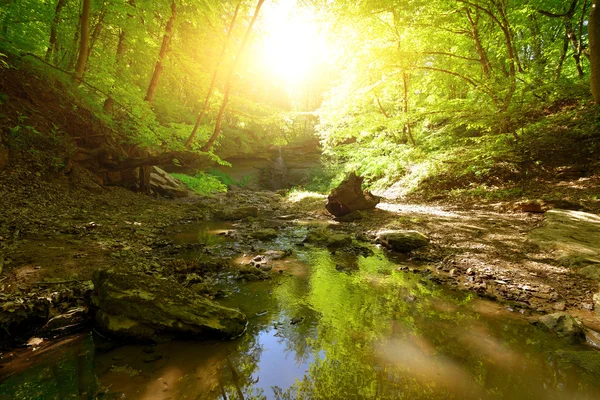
[590,0,600,102]
[200,0,266,152]
[402,72,415,146]
[73,0,91,84]
[144,0,176,104]
[184,0,242,148]
[465,9,492,78]
[103,29,127,113]
[45,0,66,63]
[555,32,570,81]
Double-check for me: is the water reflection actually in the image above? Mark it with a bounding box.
[94,247,600,399]
[4,247,600,399]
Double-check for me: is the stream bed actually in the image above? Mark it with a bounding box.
[2,225,600,399]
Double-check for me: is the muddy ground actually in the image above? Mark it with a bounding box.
[2,166,600,347]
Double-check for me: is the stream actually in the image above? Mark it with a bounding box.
[2,222,600,399]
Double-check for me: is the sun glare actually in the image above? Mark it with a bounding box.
[258,2,329,89]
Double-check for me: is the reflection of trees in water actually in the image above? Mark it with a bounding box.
[269,248,600,400]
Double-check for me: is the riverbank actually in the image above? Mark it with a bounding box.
[2,165,600,345]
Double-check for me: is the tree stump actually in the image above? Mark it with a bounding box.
[325,172,380,217]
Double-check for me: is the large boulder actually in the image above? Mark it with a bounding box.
[91,269,247,341]
[376,230,430,253]
[537,312,585,344]
[325,172,380,218]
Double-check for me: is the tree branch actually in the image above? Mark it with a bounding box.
[421,51,481,62]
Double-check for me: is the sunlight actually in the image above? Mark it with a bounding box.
[258,1,330,89]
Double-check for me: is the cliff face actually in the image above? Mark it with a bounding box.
[212,140,322,190]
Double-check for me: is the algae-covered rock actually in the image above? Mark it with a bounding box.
[537,312,585,344]
[304,229,353,249]
[91,269,247,341]
[376,230,430,253]
[250,228,278,241]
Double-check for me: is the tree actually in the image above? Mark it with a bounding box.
[73,0,91,84]
[184,0,242,148]
[145,0,177,104]
[590,0,600,102]
[200,0,265,152]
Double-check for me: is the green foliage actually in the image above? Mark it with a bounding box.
[206,169,254,188]
[7,114,73,172]
[171,172,227,195]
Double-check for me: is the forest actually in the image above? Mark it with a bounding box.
[1,0,600,399]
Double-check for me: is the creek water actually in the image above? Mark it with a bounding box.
[3,225,600,399]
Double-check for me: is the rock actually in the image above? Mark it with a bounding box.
[250,228,278,241]
[237,265,271,281]
[325,172,380,217]
[528,209,600,264]
[593,292,600,315]
[38,307,89,339]
[376,230,430,253]
[336,210,364,222]
[537,312,585,344]
[150,167,188,198]
[264,249,290,260]
[304,229,353,249]
[215,206,259,220]
[513,199,548,213]
[580,265,600,281]
[91,269,247,341]
[554,350,600,376]
[0,144,9,170]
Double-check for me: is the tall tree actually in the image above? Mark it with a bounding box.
[590,0,600,102]
[45,0,67,63]
[144,0,177,104]
[200,0,265,152]
[184,0,242,148]
[73,0,91,84]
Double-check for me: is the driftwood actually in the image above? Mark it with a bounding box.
[325,172,380,217]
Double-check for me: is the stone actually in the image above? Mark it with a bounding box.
[325,172,380,217]
[336,210,364,223]
[91,269,247,341]
[0,144,9,171]
[528,209,600,264]
[250,228,278,241]
[580,265,600,281]
[150,166,188,198]
[38,307,89,338]
[215,206,259,220]
[376,230,430,253]
[537,312,585,344]
[554,350,600,376]
[593,292,600,315]
[237,265,271,281]
[304,229,353,249]
[513,199,548,213]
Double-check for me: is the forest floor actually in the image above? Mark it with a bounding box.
[2,164,600,346]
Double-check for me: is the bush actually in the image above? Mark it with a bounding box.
[171,172,227,195]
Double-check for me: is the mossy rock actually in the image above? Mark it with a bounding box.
[537,312,585,344]
[250,228,278,241]
[376,230,430,253]
[304,229,353,249]
[91,269,247,341]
